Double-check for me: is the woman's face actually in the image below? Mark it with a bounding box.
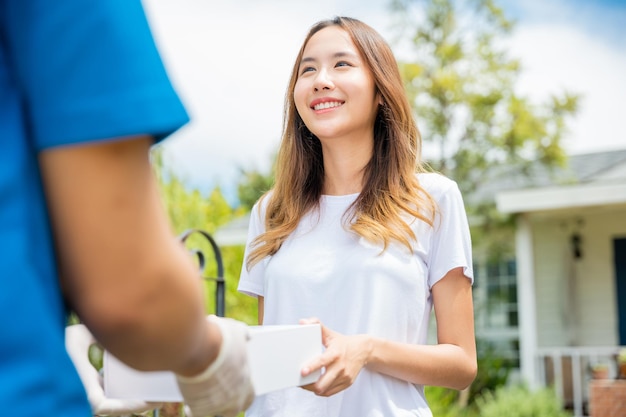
[294,26,380,143]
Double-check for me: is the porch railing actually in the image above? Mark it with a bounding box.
[536,346,625,417]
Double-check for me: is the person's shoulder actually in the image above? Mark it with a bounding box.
[251,190,275,217]
[416,172,459,200]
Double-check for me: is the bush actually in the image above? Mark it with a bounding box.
[468,339,514,405]
[425,386,467,417]
[475,385,572,417]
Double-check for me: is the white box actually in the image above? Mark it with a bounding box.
[103,324,322,401]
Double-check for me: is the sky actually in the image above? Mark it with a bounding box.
[141,0,626,200]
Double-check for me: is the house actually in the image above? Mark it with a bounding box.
[494,148,626,416]
[213,214,251,247]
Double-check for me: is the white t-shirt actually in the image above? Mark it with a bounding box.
[238,173,473,417]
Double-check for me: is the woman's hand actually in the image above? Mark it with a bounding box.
[299,318,372,397]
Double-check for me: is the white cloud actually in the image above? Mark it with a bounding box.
[509,23,626,155]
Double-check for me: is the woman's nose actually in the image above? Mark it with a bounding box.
[313,69,334,91]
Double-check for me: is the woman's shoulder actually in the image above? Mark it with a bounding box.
[415,172,460,200]
[250,189,275,218]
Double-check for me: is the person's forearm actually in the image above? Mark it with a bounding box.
[65,189,221,376]
[73,241,221,376]
[41,137,220,376]
[364,337,477,390]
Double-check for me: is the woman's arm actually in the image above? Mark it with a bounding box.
[302,267,477,396]
[366,267,477,388]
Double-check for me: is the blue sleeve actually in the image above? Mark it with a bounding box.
[3,0,189,149]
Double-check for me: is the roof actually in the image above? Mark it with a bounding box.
[494,148,626,214]
[213,214,251,246]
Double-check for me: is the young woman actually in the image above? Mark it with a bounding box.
[238,16,477,417]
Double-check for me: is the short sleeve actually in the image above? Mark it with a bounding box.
[427,178,474,288]
[3,0,189,149]
[237,200,269,298]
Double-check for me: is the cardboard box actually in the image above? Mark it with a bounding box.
[103,324,322,401]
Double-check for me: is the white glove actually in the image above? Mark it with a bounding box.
[176,315,255,417]
[65,324,162,416]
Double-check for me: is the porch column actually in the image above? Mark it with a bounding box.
[516,214,539,388]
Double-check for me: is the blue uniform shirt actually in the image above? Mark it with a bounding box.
[0,1,189,414]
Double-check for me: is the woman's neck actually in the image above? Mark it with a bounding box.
[318,131,374,196]
[321,150,370,196]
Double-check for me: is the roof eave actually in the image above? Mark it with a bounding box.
[495,182,626,214]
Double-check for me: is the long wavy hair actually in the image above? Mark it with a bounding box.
[246,16,435,270]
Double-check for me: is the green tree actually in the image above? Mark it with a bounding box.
[390,0,578,255]
[150,147,256,323]
[387,2,578,413]
[237,157,276,211]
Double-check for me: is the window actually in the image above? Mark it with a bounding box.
[474,259,520,367]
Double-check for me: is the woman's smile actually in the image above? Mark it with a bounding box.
[311,98,345,112]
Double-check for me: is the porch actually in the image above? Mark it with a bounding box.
[494,151,626,416]
[536,346,626,417]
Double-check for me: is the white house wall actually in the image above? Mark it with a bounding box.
[576,209,626,346]
[532,218,574,347]
[532,208,626,349]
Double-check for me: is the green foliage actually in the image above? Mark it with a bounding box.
[66,312,80,326]
[151,147,257,323]
[237,162,275,211]
[425,386,466,417]
[88,343,104,371]
[423,336,515,416]
[427,383,571,417]
[475,385,572,417]
[390,0,579,254]
[468,201,516,261]
[152,147,228,235]
[231,162,277,324]
[220,245,258,324]
[469,339,514,405]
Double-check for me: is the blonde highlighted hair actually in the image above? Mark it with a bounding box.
[246,16,435,270]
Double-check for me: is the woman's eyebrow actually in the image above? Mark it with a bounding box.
[299,51,359,66]
[299,56,316,66]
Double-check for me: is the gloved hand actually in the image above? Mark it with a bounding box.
[176,315,255,417]
[65,324,162,416]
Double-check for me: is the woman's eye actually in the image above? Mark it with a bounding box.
[300,66,315,75]
[336,61,351,68]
